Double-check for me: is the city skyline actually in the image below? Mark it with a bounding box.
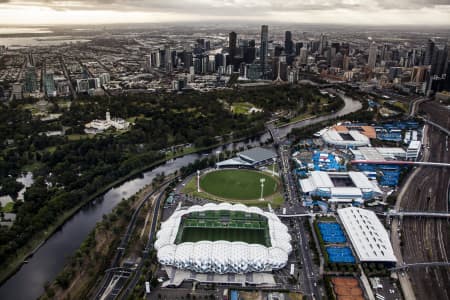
[0,0,450,26]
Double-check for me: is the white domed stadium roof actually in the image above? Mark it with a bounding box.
[154,203,291,274]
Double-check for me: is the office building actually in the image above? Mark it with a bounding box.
[24,67,38,93]
[368,42,377,70]
[43,72,56,97]
[260,25,269,78]
[284,31,294,55]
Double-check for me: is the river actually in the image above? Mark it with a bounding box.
[0,94,361,300]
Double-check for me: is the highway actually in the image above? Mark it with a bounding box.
[394,100,450,300]
[278,142,321,300]
[94,181,171,300]
[118,185,168,300]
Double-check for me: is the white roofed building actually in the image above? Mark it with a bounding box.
[406,141,421,160]
[84,111,130,134]
[155,203,291,274]
[299,171,382,202]
[322,129,370,148]
[337,207,397,265]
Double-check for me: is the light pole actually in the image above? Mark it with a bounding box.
[260,178,266,201]
[272,157,276,175]
[197,170,200,193]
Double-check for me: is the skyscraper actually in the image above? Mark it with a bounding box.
[284,31,294,55]
[24,67,37,93]
[424,39,435,66]
[319,34,327,54]
[368,42,377,70]
[260,25,269,78]
[229,31,237,50]
[228,31,237,69]
[427,44,449,94]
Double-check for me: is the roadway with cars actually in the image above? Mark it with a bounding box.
[278,142,322,300]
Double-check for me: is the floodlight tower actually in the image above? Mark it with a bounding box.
[272,158,276,175]
[197,170,201,192]
[260,178,266,201]
[215,150,221,166]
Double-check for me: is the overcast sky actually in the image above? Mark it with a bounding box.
[0,0,449,25]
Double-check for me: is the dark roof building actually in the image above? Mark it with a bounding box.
[216,147,277,168]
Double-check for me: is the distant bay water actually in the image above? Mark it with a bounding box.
[0,27,90,47]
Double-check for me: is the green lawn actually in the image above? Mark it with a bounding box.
[200,170,279,200]
[230,102,256,115]
[1,202,14,213]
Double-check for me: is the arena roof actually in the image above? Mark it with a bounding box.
[238,147,277,164]
[337,207,397,263]
[334,125,376,139]
[322,129,370,147]
[154,203,291,274]
[351,147,406,161]
[216,147,277,168]
[299,171,382,199]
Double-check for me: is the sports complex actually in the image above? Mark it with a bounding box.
[154,203,292,274]
[184,168,282,205]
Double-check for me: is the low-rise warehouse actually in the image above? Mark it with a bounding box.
[337,207,397,264]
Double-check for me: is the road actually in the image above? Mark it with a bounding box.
[394,100,450,300]
[278,142,321,300]
[95,181,171,300]
[119,185,168,299]
[59,55,77,100]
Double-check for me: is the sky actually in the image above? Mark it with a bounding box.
[0,0,449,26]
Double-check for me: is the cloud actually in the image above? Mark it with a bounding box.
[0,0,449,25]
[4,0,450,12]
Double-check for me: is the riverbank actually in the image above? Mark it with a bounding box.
[0,133,266,285]
[40,182,161,299]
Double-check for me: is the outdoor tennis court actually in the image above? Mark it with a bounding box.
[318,222,347,244]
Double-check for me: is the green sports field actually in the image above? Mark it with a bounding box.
[199,169,279,200]
[179,227,268,245]
[175,210,271,246]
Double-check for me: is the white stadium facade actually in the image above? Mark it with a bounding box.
[299,171,382,202]
[154,203,292,274]
[321,128,370,148]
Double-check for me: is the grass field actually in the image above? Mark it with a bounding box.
[176,210,271,246]
[179,227,268,245]
[200,169,279,200]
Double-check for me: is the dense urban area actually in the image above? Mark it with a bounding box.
[0,23,449,300]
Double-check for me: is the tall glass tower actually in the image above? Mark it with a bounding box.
[260,25,269,78]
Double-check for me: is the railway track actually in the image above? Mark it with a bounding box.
[399,101,450,300]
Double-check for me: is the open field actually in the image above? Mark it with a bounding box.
[230,102,260,115]
[199,169,279,200]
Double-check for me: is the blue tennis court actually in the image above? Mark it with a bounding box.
[326,246,356,263]
[318,222,347,244]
